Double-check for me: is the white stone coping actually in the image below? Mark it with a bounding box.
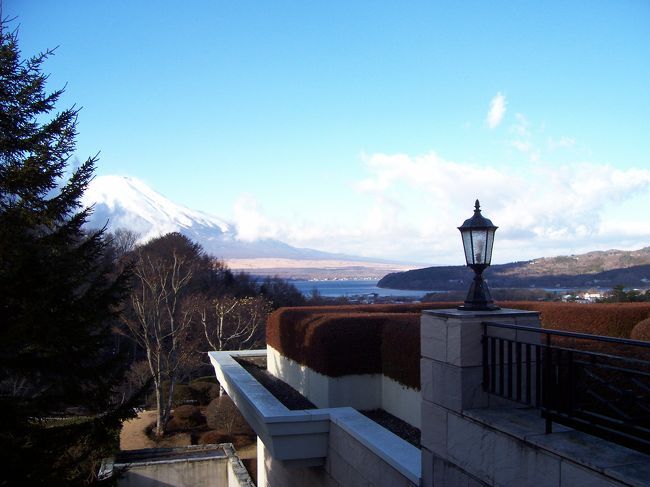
[209,350,330,464]
[209,350,421,484]
[464,407,650,487]
[326,407,421,485]
[422,307,540,318]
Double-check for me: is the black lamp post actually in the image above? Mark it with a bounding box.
[458,200,500,311]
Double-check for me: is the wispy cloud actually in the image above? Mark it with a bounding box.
[487,92,507,129]
[510,139,540,162]
[511,113,530,137]
[548,136,576,150]
[511,140,532,152]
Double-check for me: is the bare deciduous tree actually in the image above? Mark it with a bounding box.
[111,227,140,258]
[201,295,272,352]
[124,233,203,437]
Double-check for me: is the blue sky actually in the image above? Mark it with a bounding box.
[4,1,650,264]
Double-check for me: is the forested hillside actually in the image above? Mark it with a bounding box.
[378,247,650,290]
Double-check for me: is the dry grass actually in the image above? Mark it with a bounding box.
[120,410,192,450]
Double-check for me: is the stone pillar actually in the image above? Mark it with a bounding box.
[420,308,540,487]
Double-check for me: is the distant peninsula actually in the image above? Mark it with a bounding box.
[378,247,650,291]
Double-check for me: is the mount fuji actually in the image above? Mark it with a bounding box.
[81,175,364,262]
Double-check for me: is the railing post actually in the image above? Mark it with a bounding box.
[567,350,574,417]
[482,322,489,392]
[544,332,553,434]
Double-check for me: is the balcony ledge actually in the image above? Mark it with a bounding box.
[208,349,421,484]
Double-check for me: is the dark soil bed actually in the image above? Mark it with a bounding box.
[236,357,420,448]
[360,409,420,448]
[238,357,317,410]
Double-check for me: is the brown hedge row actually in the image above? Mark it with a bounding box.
[267,301,650,391]
[503,301,650,338]
[267,303,458,390]
[380,315,421,389]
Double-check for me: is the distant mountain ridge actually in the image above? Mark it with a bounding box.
[378,247,650,291]
[82,175,394,263]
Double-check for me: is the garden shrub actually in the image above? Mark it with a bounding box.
[146,382,196,408]
[191,376,219,384]
[190,381,221,405]
[166,405,205,431]
[171,384,194,406]
[199,430,254,449]
[173,404,201,419]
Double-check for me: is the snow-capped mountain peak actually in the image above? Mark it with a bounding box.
[83,175,231,244]
[81,175,341,260]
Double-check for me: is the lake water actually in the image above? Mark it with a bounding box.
[291,279,435,298]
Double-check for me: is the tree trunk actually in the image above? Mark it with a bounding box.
[154,379,165,437]
[163,378,175,431]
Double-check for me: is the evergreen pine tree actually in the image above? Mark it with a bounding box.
[0,20,134,485]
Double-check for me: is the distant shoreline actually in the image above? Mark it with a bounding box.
[290,279,434,298]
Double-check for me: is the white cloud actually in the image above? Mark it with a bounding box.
[351,153,650,263]
[233,194,279,242]
[548,136,576,150]
[486,92,507,129]
[508,113,536,160]
[510,140,542,162]
[511,140,532,153]
[232,150,650,265]
[511,113,530,136]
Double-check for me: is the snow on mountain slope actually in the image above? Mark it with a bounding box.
[81,175,351,260]
[83,175,231,241]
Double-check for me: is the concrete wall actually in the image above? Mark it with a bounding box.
[268,345,420,428]
[258,411,418,487]
[106,444,254,487]
[117,459,228,487]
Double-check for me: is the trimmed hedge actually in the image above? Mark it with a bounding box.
[267,302,650,391]
[381,315,420,389]
[505,301,650,338]
[166,405,205,431]
[189,381,221,405]
[199,430,255,449]
[267,303,457,390]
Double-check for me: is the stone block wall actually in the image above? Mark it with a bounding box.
[420,308,650,487]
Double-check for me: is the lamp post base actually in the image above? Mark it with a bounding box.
[457,271,500,311]
[457,303,501,311]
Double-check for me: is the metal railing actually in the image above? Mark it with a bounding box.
[482,322,650,454]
